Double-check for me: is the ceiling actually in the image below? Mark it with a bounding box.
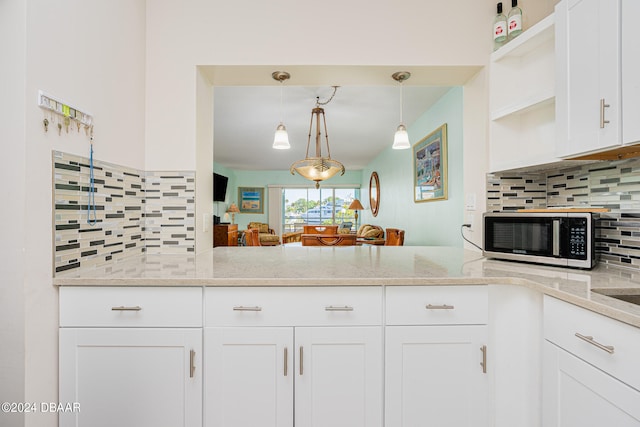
[209,66,481,172]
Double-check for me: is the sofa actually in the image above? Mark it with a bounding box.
[247,222,280,246]
[356,224,385,239]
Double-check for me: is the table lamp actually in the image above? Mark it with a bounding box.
[226,203,240,224]
[348,199,364,231]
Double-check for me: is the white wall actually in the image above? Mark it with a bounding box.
[10,1,147,426]
[0,1,27,426]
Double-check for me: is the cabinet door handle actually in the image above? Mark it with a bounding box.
[325,305,354,311]
[232,306,262,311]
[299,346,304,376]
[425,304,455,310]
[284,347,288,377]
[575,333,615,354]
[600,98,611,128]
[480,345,487,374]
[111,306,142,311]
[190,350,196,378]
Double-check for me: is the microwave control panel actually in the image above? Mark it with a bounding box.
[568,218,588,259]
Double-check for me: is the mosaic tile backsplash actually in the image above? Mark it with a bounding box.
[487,157,640,270]
[53,151,195,273]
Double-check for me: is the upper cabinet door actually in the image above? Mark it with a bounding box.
[556,0,621,158]
[622,0,640,145]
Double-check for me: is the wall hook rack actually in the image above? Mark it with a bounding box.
[38,90,93,128]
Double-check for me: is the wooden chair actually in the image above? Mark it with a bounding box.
[301,234,357,246]
[384,228,405,246]
[303,225,339,235]
[244,228,261,246]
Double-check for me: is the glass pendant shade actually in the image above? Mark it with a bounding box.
[273,123,290,149]
[392,124,410,150]
[290,105,345,188]
[391,71,411,150]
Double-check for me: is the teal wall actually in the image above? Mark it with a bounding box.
[214,86,463,243]
[212,163,362,230]
[360,86,464,246]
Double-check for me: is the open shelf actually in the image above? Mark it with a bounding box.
[491,13,555,62]
[491,90,555,121]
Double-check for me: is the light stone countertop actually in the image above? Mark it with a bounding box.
[53,246,640,328]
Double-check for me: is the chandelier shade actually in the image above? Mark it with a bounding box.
[290,102,345,188]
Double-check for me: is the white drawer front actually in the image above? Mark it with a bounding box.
[385,286,488,325]
[60,287,203,327]
[205,286,382,327]
[544,295,640,391]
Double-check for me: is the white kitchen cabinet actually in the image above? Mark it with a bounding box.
[489,13,558,172]
[295,326,382,427]
[204,287,383,427]
[384,286,489,427]
[59,328,202,427]
[204,327,293,427]
[543,341,640,426]
[543,295,640,426]
[555,0,640,157]
[385,325,489,427]
[622,0,640,145]
[59,287,203,427]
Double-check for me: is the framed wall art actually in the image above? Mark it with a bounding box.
[413,123,448,203]
[238,187,264,214]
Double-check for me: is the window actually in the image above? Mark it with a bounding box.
[282,187,360,233]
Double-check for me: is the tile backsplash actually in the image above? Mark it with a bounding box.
[53,151,195,273]
[487,157,640,270]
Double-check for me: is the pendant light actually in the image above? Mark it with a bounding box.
[290,87,345,188]
[392,71,411,150]
[272,71,291,149]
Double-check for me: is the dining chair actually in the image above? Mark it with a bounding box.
[384,228,405,246]
[244,228,261,246]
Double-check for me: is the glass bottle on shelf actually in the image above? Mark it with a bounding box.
[493,2,507,51]
[507,0,523,40]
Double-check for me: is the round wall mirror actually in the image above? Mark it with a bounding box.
[369,171,380,217]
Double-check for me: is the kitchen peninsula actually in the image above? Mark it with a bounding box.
[54,246,640,427]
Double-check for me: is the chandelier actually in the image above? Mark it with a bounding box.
[290,86,345,188]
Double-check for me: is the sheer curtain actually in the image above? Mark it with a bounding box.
[267,186,283,237]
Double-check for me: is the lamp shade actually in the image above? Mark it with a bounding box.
[392,124,410,150]
[227,203,240,213]
[273,123,290,149]
[348,199,364,210]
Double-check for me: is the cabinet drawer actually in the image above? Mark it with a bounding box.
[60,287,202,327]
[544,295,640,391]
[205,286,382,327]
[385,286,488,325]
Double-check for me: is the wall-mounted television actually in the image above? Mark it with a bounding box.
[213,173,228,202]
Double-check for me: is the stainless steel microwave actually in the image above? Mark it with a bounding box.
[483,212,597,269]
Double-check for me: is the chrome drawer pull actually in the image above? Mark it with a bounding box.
[575,333,615,354]
[325,305,354,311]
[299,346,304,376]
[426,304,454,310]
[284,347,288,377]
[111,306,142,311]
[600,98,611,128]
[480,345,487,374]
[233,306,262,312]
[190,350,196,378]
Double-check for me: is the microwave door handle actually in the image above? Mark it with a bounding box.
[553,219,560,256]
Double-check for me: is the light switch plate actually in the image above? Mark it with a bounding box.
[465,193,476,211]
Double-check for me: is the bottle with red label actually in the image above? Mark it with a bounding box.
[507,0,523,40]
[493,2,507,51]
